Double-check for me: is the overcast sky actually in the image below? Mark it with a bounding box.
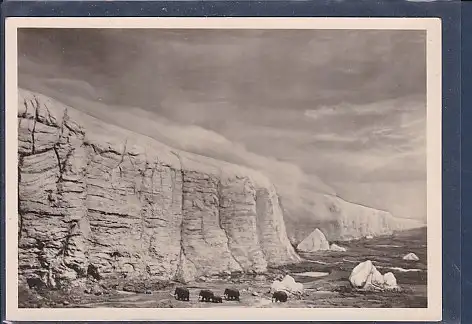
[18,28,427,221]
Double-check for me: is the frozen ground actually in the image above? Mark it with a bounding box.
[19,227,427,308]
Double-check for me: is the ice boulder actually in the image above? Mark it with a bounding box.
[403,253,420,261]
[271,280,285,292]
[297,228,330,252]
[349,260,374,287]
[330,244,347,252]
[270,275,304,295]
[349,260,399,291]
[349,260,384,288]
[383,272,398,289]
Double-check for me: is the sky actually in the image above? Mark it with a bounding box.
[17,28,427,221]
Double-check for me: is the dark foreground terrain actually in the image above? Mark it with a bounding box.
[19,227,427,308]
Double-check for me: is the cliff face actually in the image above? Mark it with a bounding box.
[17,89,300,287]
[320,194,423,241]
[284,193,424,244]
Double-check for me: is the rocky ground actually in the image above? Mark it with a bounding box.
[19,227,427,308]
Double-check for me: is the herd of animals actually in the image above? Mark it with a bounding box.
[173,287,289,303]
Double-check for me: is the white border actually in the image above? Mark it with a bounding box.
[4,17,442,322]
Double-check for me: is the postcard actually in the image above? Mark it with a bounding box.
[4,16,442,321]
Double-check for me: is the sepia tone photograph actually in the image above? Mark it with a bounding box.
[5,17,442,322]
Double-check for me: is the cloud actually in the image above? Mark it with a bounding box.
[17,28,427,220]
[332,181,426,221]
[19,75,336,202]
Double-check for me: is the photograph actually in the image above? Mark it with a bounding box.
[5,17,442,321]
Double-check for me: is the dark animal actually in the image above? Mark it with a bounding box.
[212,296,223,303]
[272,291,288,303]
[174,287,190,301]
[87,264,101,280]
[199,289,215,302]
[224,288,240,301]
[26,277,45,289]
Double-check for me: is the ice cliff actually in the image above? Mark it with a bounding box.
[17,89,300,287]
[284,193,424,244]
